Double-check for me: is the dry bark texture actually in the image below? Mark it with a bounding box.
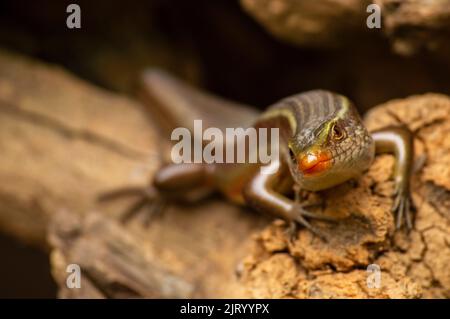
[240,0,450,56]
[0,50,449,298]
[240,0,371,48]
[0,49,263,298]
[375,0,450,56]
[241,94,450,298]
[0,49,158,248]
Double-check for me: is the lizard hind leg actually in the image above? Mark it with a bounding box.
[97,163,214,225]
[98,185,164,225]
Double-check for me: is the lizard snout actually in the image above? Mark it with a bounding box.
[298,149,332,176]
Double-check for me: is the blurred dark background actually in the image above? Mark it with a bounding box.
[0,0,448,297]
[1,0,449,108]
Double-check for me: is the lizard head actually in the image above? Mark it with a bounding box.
[286,95,375,191]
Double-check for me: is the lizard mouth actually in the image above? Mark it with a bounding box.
[298,150,332,176]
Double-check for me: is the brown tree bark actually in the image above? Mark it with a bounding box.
[240,0,450,57]
[0,49,448,298]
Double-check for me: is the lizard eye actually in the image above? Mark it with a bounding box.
[288,147,297,163]
[332,124,345,141]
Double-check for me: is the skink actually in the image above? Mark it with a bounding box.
[101,69,414,239]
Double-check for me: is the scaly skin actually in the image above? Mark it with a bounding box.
[100,70,415,240]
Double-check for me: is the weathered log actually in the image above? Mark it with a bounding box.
[240,0,371,48]
[0,49,448,298]
[240,0,450,57]
[0,49,158,248]
[241,94,450,298]
[0,49,263,298]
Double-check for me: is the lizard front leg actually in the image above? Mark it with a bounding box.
[371,126,415,229]
[242,160,335,241]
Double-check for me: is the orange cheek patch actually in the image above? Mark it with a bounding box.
[298,150,332,176]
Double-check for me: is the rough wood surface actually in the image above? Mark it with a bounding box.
[241,94,450,298]
[0,49,264,298]
[376,0,450,56]
[0,49,158,248]
[240,0,450,56]
[0,50,448,298]
[240,0,370,48]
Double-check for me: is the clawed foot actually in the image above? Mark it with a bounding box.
[392,184,415,230]
[98,186,166,226]
[285,203,338,242]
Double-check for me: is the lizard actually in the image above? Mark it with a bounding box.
[100,69,414,240]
